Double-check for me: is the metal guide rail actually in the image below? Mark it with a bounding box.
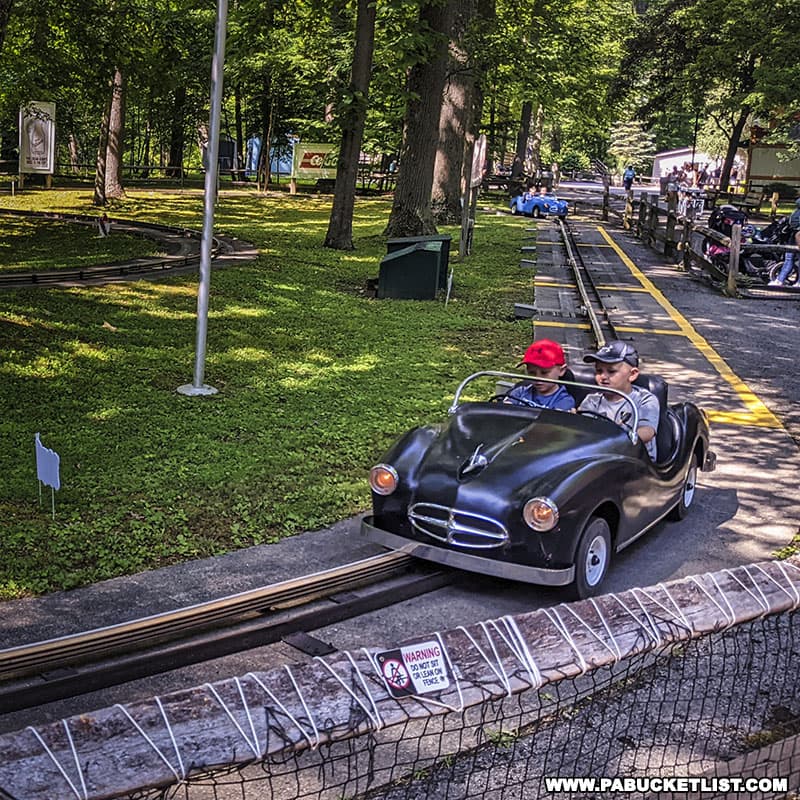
[0,550,452,714]
[557,217,619,348]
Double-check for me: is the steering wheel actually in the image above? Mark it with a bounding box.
[488,393,541,409]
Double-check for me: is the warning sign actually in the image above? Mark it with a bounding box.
[376,640,451,698]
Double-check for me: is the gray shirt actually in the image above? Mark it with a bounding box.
[578,385,660,459]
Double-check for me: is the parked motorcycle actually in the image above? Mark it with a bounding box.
[703,208,792,284]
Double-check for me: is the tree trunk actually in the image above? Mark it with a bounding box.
[720,107,750,191]
[258,78,273,191]
[68,132,80,173]
[512,100,532,179]
[529,103,544,176]
[431,73,472,225]
[167,86,186,178]
[431,0,478,226]
[324,0,377,250]
[385,0,454,238]
[234,87,244,181]
[104,66,126,199]
[93,90,112,206]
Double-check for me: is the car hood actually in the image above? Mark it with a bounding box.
[409,403,621,507]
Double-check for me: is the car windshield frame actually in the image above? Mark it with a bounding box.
[447,370,640,445]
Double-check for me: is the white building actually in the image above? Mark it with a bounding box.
[651,147,716,178]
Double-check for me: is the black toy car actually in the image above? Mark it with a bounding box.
[360,368,715,599]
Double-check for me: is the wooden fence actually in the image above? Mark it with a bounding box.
[613,190,799,296]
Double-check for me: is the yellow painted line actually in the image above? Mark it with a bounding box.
[615,325,684,336]
[577,242,613,248]
[533,320,592,330]
[597,225,781,429]
[595,284,652,293]
[534,280,575,288]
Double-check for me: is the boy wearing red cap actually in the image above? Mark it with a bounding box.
[505,339,576,411]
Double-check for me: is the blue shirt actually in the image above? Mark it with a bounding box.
[505,383,576,411]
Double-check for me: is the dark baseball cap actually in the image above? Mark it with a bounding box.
[583,340,639,367]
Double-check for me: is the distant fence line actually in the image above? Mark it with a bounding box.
[0,556,798,799]
[601,189,799,296]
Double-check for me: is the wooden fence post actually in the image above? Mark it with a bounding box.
[680,216,692,271]
[727,223,741,296]
[648,194,658,246]
[636,194,647,237]
[665,192,677,258]
[623,190,633,230]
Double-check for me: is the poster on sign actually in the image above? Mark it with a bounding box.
[19,102,56,174]
[291,143,338,181]
[375,639,452,698]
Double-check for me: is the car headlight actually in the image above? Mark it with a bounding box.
[523,497,559,531]
[369,463,399,496]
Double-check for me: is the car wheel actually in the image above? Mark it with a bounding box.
[532,207,541,218]
[566,516,611,600]
[510,203,519,215]
[668,453,698,521]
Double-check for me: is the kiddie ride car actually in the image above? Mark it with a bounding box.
[509,191,569,218]
[360,368,715,600]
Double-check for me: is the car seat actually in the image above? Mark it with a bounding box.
[634,374,679,464]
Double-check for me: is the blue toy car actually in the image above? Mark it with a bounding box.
[510,191,569,218]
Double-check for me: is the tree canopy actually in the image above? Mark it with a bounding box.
[1,0,798,219]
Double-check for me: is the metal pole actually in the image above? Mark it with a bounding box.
[178,0,228,397]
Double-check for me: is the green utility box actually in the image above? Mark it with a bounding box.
[378,243,440,299]
[386,235,452,291]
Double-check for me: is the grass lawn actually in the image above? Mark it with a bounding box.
[0,186,534,598]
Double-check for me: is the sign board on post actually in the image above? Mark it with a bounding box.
[460,134,487,258]
[19,102,56,174]
[291,143,337,181]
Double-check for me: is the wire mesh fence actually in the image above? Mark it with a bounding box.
[1,557,798,800]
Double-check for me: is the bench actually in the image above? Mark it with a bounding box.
[481,175,524,195]
[711,185,764,214]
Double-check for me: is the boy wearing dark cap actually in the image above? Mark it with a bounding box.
[578,340,659,459]
[505,339,576,411]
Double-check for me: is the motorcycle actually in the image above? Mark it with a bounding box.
[703,214,793,284]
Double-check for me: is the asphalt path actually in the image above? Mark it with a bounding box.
[1,184,799,734]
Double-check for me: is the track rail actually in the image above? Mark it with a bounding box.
[0,550,453,714]
[0,208,217,286]
[557,217,618,348]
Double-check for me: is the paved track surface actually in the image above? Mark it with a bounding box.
[1,185,798,734]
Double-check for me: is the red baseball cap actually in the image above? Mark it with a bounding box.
[518,339,566,369]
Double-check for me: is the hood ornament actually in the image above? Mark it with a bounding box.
[462,443,488,475]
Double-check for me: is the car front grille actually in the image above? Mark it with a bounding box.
[408,503,509,549]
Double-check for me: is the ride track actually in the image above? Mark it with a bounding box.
[0,208,257,286]
[0,552,452,715]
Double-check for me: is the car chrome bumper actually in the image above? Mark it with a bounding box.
[360,517,575,586]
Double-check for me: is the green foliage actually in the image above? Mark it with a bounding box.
[612,0,800,157]
[607,117,655,172]
[553,149,590,172]
[0,188,529,597]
